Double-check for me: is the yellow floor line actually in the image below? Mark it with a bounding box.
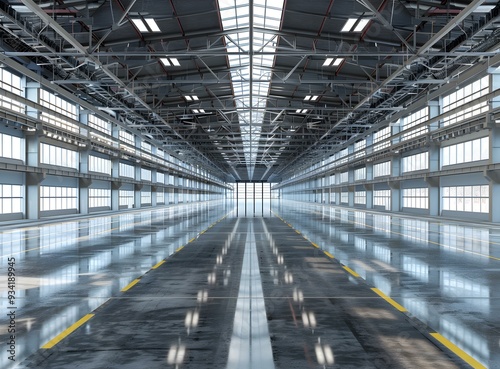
[371,288,407,312]
[121,278,140,292]
[176,246,184,252]
[151,260,165,269]
[343,265,360,278]
[311,243,319,248]
[323,251,334,259]
[430,333,487,369]
[41,314,94,349]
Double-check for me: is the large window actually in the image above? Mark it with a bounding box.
[0,133,24,161]
[88,115,111,135]
[340,191,348,204]
[442,76,489,127]
[373,161,391,177]
[401,107,428,141]
[354,191,366,205]
[119,163,134,178]
[402,152,428,173]
[40,186,77,211]
[119,190,134,208]
[40,143,78,169]
[141,190,152,205]
[373,190,391,210]
[339,171,348,183]
[441,137,489,166]
[141,141,152,160]
[39,90,79,134]
[402,188,429,209]
[0,184,23,214]
[157,190,165,204]
[89,188,111,208]
[0,69,23,113]
[354,139,366,158]
[141,168,152,181]
[373,126,391,151]
[88,155,111,175]
[157,172,165,184]
[442,185,488,213]
[354,167,366,181]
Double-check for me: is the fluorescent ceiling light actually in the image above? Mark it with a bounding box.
[132,18,161,33]
[304,95,319,101]
[145,18,161,32]
[160,57,180,66]
[323,57,344,67]
[131,18,148,33]
[353,18,370,32]
[341,18,357,32]
[295,109,308,114]
[341,17,370,33]
[184,95,199,101]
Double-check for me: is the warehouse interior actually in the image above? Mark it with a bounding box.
[1,0,500,368]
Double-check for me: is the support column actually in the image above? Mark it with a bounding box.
[428,99,441,216]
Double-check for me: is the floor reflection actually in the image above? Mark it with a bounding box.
[0,201,230,369]
[272,200,500,368]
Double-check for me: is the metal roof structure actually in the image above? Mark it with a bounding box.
[1,0,499,182]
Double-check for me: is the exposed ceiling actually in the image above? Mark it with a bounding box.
[1,0,499,181]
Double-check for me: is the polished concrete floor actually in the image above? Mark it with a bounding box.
[1,200,498,368]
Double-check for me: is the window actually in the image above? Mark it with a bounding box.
[337,148,349,165]
[119,130,135,145]
[354,191,366,205]
[340,191,348,204]
[40,186,77,211]
[88,115,111,135]
[39,90,79,133]
[157,172,165,184]
[119,190,134,208]
[442,185,489,213]
[373,126,391,151]
[119,163,135,178]
[442,76,489,127]
[141,141,152,160]
[401,107,428,141]
[0,133,23,161]
[40,143,78,169]
[402,152,428,173]
[0,69,23,113]
[373,161,391,177]
[354,167,366,181]
[141,168,151,181]
[354,139,366,159]
[339,171,348,183]
[441,137,489,167]
[88,188,111,208]
[141,190,152,205]
[0,184,23,214]
[88,155,111,175]
[373,190,391,210]
[157,190,165,204]
[402,188,429,209]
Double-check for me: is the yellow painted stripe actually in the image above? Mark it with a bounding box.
[200,230,206,235]
[42,314,94,349]
[152,260,165,269]
[176,246,184,252]
[311,243,320,249]
[371,288,407,312]
[323,251,334,259]
[343,266,360,278]
[430,333,486,369]
[295,230,301,234]
[188,238,196,243]
[121,278,140,292]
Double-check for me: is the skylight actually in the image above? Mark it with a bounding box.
[323,57,343,67]
[341,17,370,33]
[160,57,180,66]
[218,0,285,179]
[131,18,161,33]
